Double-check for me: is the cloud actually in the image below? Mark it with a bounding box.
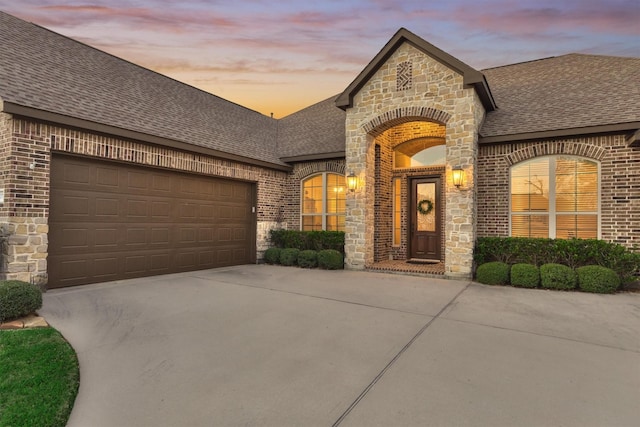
[449,0,640,36]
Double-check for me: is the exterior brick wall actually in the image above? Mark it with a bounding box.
[477,134,640,250]
[0,115,289,283]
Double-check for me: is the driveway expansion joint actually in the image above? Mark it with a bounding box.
[192,274,437,316]
[442,317,640,354]
[332,281,472,427]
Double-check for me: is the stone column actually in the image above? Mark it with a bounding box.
[444,93,484,279]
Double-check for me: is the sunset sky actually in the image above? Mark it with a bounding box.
[2,1,638,118]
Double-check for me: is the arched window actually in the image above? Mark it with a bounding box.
[394,138,445,168]
[510,156,599,239]
[301,173,346,231]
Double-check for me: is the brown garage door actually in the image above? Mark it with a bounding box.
[48,155,256,288]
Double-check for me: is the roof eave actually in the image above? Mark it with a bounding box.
[280,151,346,163]
[479,122,640,144]
[2,102,292,172]
[336,28,496,112]
[627,128,640,147]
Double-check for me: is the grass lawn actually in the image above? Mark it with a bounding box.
[0,327,79,427]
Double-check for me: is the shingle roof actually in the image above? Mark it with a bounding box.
[1,12,638,165]
[481,54,640,139]
[0,12,285,168]
[277,95,345,160]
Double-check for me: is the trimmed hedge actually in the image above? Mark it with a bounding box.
[270,230,344,253]
[0,280,43,322]
[510,263,540,288]
[475,237,639,284]
[279,248,300,266]
[475,261,510,285]
[577,265,620,294]
[540,263,577,291]
[297,250,318,269]
[264,247,281,265]
[317,249,344,270]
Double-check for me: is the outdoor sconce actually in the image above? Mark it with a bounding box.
[452,166,464,188]
[347,172,358,192]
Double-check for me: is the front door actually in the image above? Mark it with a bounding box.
[409,177,441,260]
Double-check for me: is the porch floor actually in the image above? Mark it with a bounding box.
[367,259,445,277]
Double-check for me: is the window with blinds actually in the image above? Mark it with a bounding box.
[301,173,346,231]
[510,156,598,239]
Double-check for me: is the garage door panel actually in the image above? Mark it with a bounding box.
[59,195,90,216]
[233,248,247,262]
[96,166,119,188]
[95,197,120,217]
[125,228,148,247]
[151,201,171,219]
[151,228,170,245]
[152,174,172,193]
[179,203,198,219]
[93,257,119,278]
[178,227,197,245]
[150,254,171,273]
[49,155,255,288]
[94,228,118,248]
[198,227,214,243]
[124,254,148,275]
[233,228,246,241]
[126,199,149,218]
[176,251,198,269]
[198,205,215,220]
[63,163,91,186]
[127,171,149,190]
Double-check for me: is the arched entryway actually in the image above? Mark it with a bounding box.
[367,118,448,273]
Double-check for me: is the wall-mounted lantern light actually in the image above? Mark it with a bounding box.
[347,172,358,192]
[452,166,464,188]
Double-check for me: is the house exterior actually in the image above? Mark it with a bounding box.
[1,11,638,288]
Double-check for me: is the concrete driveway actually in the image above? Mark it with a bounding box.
[41,265,640,427]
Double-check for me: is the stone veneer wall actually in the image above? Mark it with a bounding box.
[344,42,485,278]
[477,134,640,249]
[0,115,288,283]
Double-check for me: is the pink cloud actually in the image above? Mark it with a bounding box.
[450,1,640,36]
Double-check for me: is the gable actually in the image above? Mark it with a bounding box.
[335,28,495,112]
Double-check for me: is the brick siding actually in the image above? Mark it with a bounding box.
[477,134,640,249]
[0,114,289,283]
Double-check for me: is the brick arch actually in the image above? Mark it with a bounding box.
[363,107,451,136]
[505,142,607,166]
[292,161,345,180]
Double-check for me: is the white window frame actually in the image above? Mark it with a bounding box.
[300,172,345,231]
[508,155,601,239]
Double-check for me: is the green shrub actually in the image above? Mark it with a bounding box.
[475,261,510,285]
[279,248,300,266]
[577,265,620,294]
[264,247,281,265]
[540,263,577,290]
[297,250,318,268]
[0,280,43,322]
[317,249,344,270]
[475,237,639,284]
[510,263,540,288]
[269,230,345,253]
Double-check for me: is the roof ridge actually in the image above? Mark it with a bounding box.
[482,52,640,72]
[481,55,558,71]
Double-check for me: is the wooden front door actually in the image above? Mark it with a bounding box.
[409,177,441,260]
